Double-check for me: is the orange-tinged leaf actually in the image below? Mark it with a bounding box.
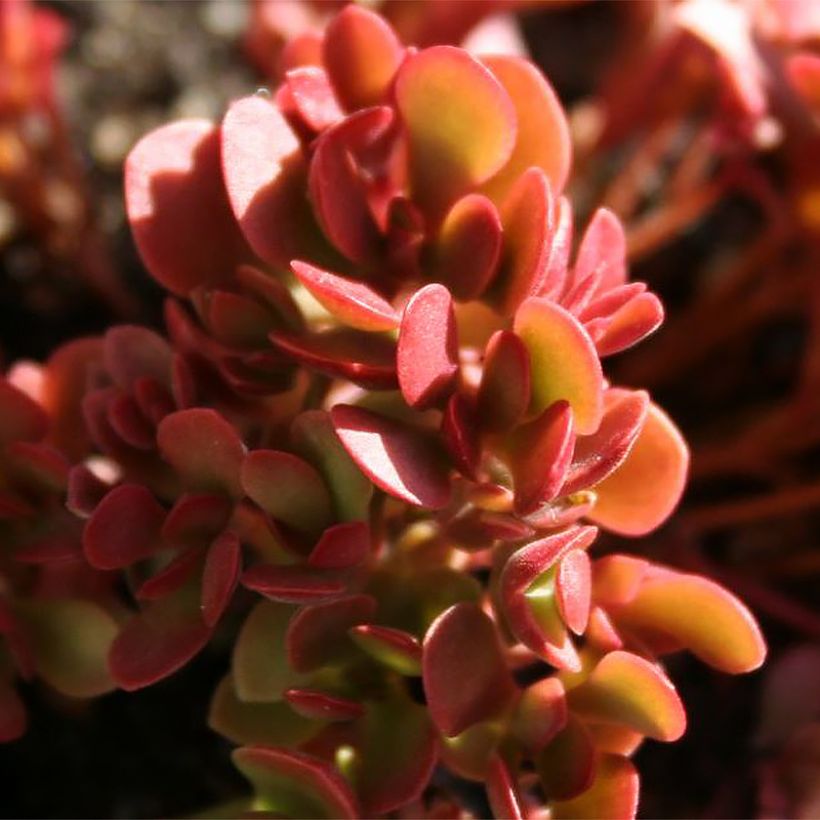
[587,402,688,536]
[536,715,596,801]
[568,650,686,742]
[291,261,399,331]
[395,46,516,215]
[612,572,767,674]
[551,754,639,820]
[486,755,524,820]
[591,554,649,607]
[514,298,603,435]
[477,330,531,434]
[322,4,403,111]
[512,676,568,752]
[482,55,571,202]
[787,52,820,110]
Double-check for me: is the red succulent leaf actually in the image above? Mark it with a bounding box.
[308,106,392,263]
[221,95,314,270]
[562,389,649,496]
[586,607,625,653]
[201,531,242,628]
[66,465,112,518]
[610,570,767,674]
[538,195,574,300]
[235,264,304,331]
[439,721,503,782]
[0,682,25,743]
[536,715,597,801]
[0,379,48,445]
[573,208,627,294]
[493,167,553,315]
[308,521,371,570]
[348,624,422,676]
[579,282,646,323]
[395,45,517,216]
[136,548,203,601]
[5,441,69,493]
[513,677,568,752]
[358,698,438,815]
[134,377,175,425]
[787,52,820,109]
[161,492,233,550]
[514,298,603,435]
[441,393,481,480]
[241,449,333,537]
[331,404,452,509]
[507,400,575,515]
[103,325,172,390]
[157,409,246,498]
[477,330,531,434]
[109,600,212,691]
[589,292,665,357]
[125,120,252,295]
[481,55,571,203]
[107,394,155,450]
[397,283,460,410]
[284,66,343,132]
[241,565,346,604]
[286,593,377,673]
[83,483,165,570]
[284,688,364,722]
[322,4,403,111]
[486,755,525,820]
[203,290,278,349]
[422,602,515,737]
[551,754,639,820]
[445,509,534,552]
[232,746,359,819]
[568,650,686,742]
[0,491,34,519]
[587,402,688,536]
[270,328,398,389]
[431,193,503,300]
[15,534,81,564]
[291,260,399,332]
[556,548,592,636]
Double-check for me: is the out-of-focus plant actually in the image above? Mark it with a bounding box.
[0,3,769,817]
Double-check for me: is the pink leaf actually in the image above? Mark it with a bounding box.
[397,284,459,410]
[285,66,343,132]
[125,120,252,295]
[573,207,627,293]
[422,602,515,737]
[477,330,531,434]
[556,548,592,636]
[331,404,452,509]
[348,624,422,676]
[486,755,524,820]
[441,393,481,479]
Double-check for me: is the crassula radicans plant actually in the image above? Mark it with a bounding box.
[1,6,766,818]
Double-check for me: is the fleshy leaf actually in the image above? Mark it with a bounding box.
[573,208,627,292]
[591,293,665,357]
[477,330,531,434]
[556,549,592,636]
[536,715,596,801]
[209,676,319,746]
[221,95,312,270]
[568,650,686,742]
[481,55,571,202]
[284,688,364,722]
[514,298,603,435]
[431,194,503,300]
[0,379,48,445]
[201,531,242,628]
[586,402,688,535]
[103,325,172,390]
[486,755,524,820]
[83,484,165,570]
[161,492,233,549]
[611,571,767,673]
[233,601,303,702]
[331,405,452,509]
[308,521,370,569]
[241,450,333,536]
[397,284,459,410]
[232,746,359,819]
[591,555,649,607]
[286,594,376,673]
[507,400,574,515]
[492,167,553,314]
[18,599,117,698]
[137,548,202,601]
[551,754,639,820]
[422,602,514,737]
[512,676,568,752]
[348,624,422,676]
[395,46,516,215]
[285,66,343,132]
[441,393,481,479]
[291,261,399,331]
[562,389,649,495]
[292,410,373,522]
[358,697,438,815]
[322,4,403,111]
[157,409,246,498]
[125,120,252,295]
[787,52,820,110]
[241,565,346,604]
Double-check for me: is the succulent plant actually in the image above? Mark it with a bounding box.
[0,5,767,818]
